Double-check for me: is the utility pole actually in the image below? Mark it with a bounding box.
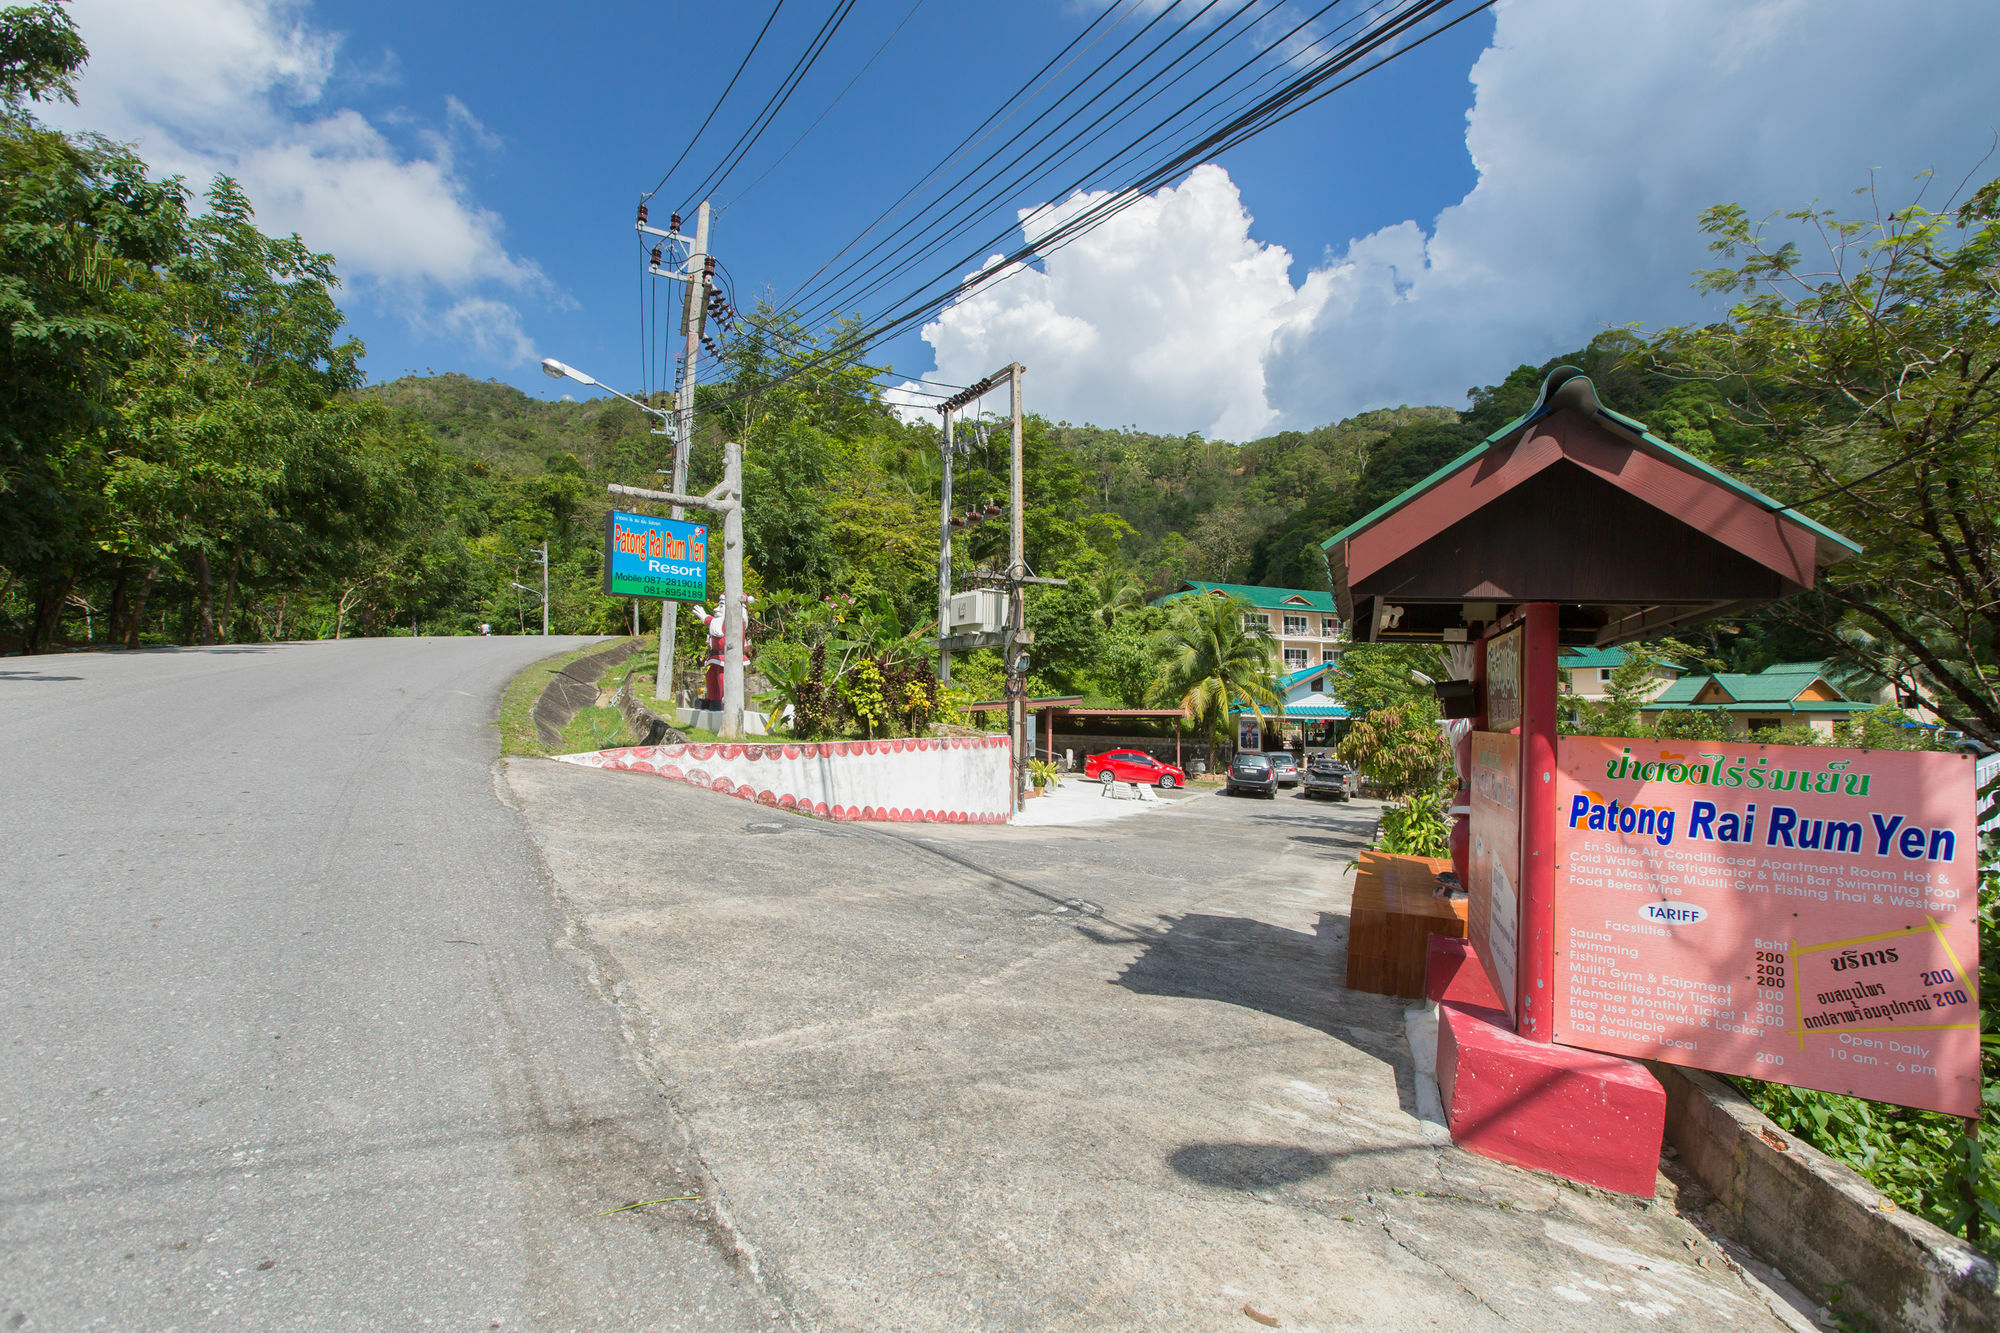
[1006,363,1027,808]
[637,199,712,702]
[719,441,745,737]
[608,437,744,738]
[936,404,955,684]
[935,364,1039,812]
[538,542,549,636]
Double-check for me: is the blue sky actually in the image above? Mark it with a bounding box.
[48,0,2000,439]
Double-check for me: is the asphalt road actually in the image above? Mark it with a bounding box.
[0,638,778,1331]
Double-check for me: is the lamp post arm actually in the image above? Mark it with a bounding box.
[598,386,675,431]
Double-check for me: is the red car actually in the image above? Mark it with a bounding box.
[1083,749,1186,789]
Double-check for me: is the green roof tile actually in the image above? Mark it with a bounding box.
[1152,580,1337,613]
[1561,646,1630,670]
[1320,368,1860,559]
[1644,661,1854,710]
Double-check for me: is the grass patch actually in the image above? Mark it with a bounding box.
[559,704,639,754]
[497,636,639,757]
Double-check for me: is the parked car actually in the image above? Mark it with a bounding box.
[1225,752,1277,798]
[1302,755,1352,801]
[1268,753,1301,787]
[1083,749,1187,789]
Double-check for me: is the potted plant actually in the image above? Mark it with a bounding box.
[1028,758,1062,796]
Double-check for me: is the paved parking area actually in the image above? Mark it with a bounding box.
[505,757,1805,1332]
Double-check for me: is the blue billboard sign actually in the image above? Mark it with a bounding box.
[602,510,708,602]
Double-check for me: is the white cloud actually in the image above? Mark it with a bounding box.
[916,165,1324,439]
[439,298,536,367]
[915,0,2000,436]
[1269,0,2000,424]
[49,0,542,361]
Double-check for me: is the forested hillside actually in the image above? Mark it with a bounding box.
[7,0,1996,759]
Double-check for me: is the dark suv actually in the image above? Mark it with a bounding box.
[1225,752,1277,798]
[1302,755,1353,801]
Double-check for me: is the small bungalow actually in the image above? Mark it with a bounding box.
[1230,662,1350,751]
[1640,661,1868,737]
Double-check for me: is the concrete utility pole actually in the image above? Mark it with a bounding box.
[656,200,711,702]
[607,436,745,739]
[936,405,955,684]
[935,363,1035,811]
[1007,363,1027,806]
[538,543,549,636]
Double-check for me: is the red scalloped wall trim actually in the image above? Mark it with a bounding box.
[579,741,1010,824]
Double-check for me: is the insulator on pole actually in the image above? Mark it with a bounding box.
[636,203,649,226]
[670,213,682,233]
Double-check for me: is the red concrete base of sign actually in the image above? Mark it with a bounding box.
[1425,934,1503,1010]
[1426,939,1664,1196]
[1435,1001,1666,1197]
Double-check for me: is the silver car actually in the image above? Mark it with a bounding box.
[1268,753,1301,787]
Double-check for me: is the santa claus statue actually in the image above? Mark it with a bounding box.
[690,597,753,709]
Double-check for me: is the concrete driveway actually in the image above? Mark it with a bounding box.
[505,762,1805,1332]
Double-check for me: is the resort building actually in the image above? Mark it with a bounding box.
[1154,581,1342,671]
[1559,645,1686,705]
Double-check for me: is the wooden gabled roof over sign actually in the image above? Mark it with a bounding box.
[1322,368,1859,648]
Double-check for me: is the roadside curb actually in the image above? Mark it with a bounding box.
[1658,1063,1998,1332]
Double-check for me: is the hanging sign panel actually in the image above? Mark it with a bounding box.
[1552,736,1980,1116]
[1486,626,1522,732]
[602,510,708,602]
[1468,730,1521,1013]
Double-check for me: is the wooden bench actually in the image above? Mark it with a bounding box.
[1343,851,1467,998]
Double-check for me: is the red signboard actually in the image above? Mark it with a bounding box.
[1553,736,1981,1116]
[1468,730,1521,1014]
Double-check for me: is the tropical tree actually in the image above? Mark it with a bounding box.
[1149,593,1283,753]
[1330,642,1448,720]
[1335,703,1453,801]
[1655,175,2000,749]
[0,0,184,648]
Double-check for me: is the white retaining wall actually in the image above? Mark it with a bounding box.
[557,735,1014,824]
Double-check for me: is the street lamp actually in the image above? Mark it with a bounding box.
[541,358,675,438]
[509,583,548,635]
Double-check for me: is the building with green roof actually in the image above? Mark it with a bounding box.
[1152,580,1342,672]
[1559,646,1685,707]
[1640,661,1867,736]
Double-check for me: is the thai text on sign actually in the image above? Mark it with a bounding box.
[1486,626,1522,732]
[602,510,708,602]
[1552,736,1979,1116]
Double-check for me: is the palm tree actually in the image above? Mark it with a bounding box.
[1150,593,1285,758]
[1086,565,1147,627]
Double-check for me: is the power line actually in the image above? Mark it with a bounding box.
[790,0,1303,329]
[719,0,1493,409]
[786,0,1221,320]
[643,0,789,203]
[845,0,1484,337]
[791,0,1401,333]
[675,0,860,216]
[720,0,932,213]
[774,0,1142,312]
